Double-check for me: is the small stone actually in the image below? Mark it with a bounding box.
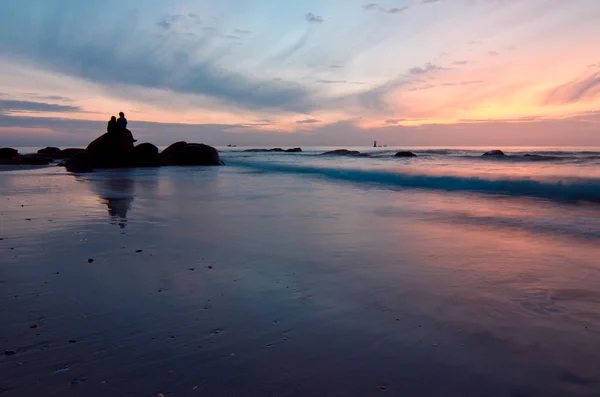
[25,218,31,221]
[87,258,94,263]
[5,350,16,356]
[135,250,142,253]
[207,265,213,269]
[71,376,88,385]
[189,268,195,271]
[380,386,387,391]
[30,324,38,329]
[69,340,77,344]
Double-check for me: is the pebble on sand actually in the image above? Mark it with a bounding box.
[87,258,94,263]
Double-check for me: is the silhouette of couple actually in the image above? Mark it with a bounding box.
[107,112,136,144]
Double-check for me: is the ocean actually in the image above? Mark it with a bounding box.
[1,146,599,396]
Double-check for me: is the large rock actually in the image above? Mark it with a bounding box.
[22,154,50,165]
[38,147,61,155]
[0,148,21,164]
[56,148,86,159]
[322,149,361,156]
[160,142,223,166]
[132,143,162,167]
[86,131,134,168]
[64,152,97,172]
[285,148,302,153]
[394,151,417,157]
[482,150,505,157]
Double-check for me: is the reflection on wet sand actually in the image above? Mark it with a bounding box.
[72,169,158,229]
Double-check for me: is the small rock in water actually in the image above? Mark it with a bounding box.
[68,340,77,344]
[135,249,143,253]
[207,265,213,269]
[5,350,16,356]
[380,386,387,391]
[71,376,88,385]
[30,324,38,329]
[189,268,195,271]
[87,258,94,263]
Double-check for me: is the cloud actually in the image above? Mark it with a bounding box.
[408,63,446,75]
[385,119,405,124]
[453,61,468,65]
[383,7,409,14]
[296,118,321,124]
[488,51,499,56]
[234,29,252,35]
[545,72,600,105]
[305,13,324,23]
[0,7,315,113]
[316,80,367,85]
[0,99,81,114]
[364,4,409,14]
[422,0,441,3]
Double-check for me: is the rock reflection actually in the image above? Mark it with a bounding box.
[73,170,141,229]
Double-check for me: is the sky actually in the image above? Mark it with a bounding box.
[0,0,599,147]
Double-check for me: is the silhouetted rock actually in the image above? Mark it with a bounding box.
[56,148,86,159]
[482,150,505,157]
[132,143,162,167]
[86,131,134,168]
[64,152,96,172]
[322,149,361,156]
[22,154,50,165]
[161,141,188,158]
[160,142,223,166]
[285,148,302,153]
[244,148,285,152]
[38,147,61,155]
[394,151,417,157]
[0,148,22,164]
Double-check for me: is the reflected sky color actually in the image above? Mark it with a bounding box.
[0,0,599,145]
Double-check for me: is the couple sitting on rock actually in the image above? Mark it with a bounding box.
[107,112,136,144]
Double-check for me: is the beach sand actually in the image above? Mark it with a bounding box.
[1,165,600,396]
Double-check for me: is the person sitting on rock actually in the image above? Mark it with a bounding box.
[117,112,127,130]
[107,116,118,134]
[117,111,137,143]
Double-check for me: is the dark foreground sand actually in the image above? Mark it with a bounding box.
[1,166,600,396]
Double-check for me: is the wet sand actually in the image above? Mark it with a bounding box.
[1,166,600,396]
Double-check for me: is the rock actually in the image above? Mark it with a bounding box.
[160,142,223,166]
[0,148,23,165]
[322,149,361,156]
[86,131,134,168]
[285,148,302,153]
[160,141,188,158]
[243,148,282,152]
[22,154,50,165]
[132,143,162,167]
[5,350,16,356]
[394,151,417,157]
[37,147,61,155]
[482,150,505,156]
[56,148,86,160]
[64,152,96,172]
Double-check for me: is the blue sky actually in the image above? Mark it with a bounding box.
[0,0,599,146]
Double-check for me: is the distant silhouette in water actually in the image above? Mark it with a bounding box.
[374,140,377,148]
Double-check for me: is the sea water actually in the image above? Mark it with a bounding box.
[1,146,599,396]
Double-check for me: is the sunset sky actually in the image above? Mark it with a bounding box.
[0,0,599,146]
